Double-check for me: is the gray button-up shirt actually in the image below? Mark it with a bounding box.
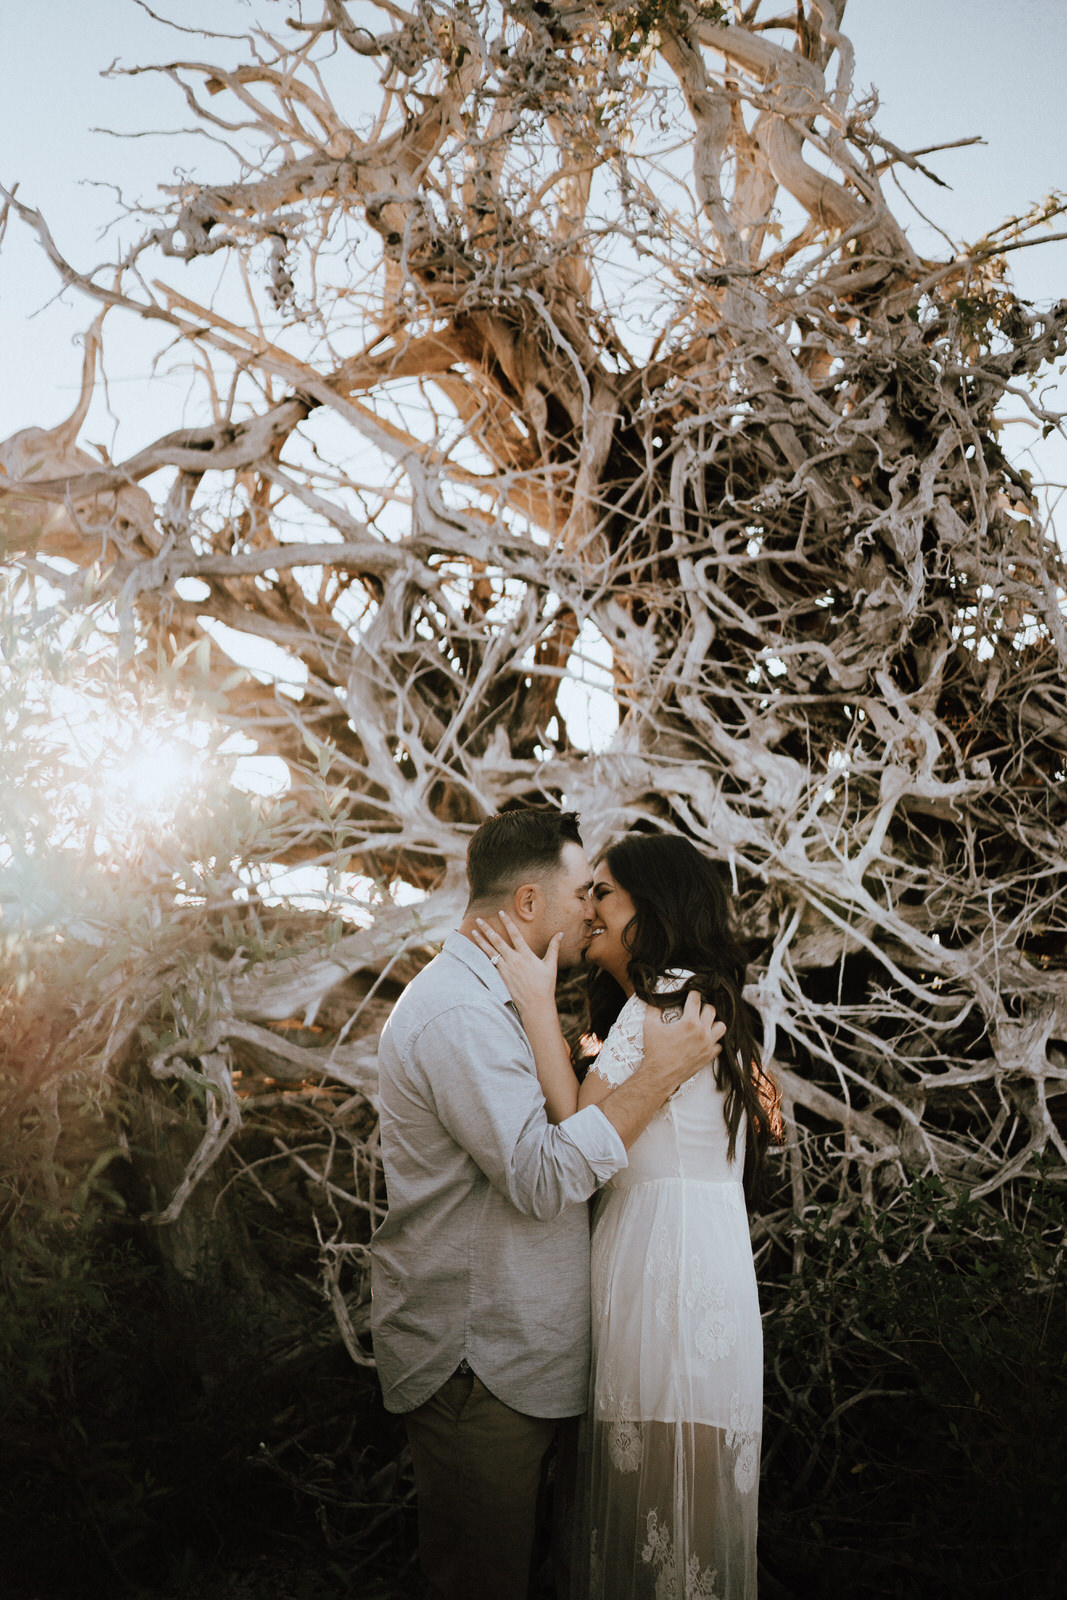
[370,932,627,1417]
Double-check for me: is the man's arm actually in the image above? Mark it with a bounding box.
[466,916,722,1138]
[414,1002,625,1219]
[590,992,726,1149]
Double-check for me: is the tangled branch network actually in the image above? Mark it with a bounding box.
[2,2,1066,1283]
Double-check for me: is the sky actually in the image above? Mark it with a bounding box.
[2,0,1066,498]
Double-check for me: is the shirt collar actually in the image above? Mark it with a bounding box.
[442,929,515,1005]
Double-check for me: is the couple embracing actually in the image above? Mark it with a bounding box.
[370,808,777,1600]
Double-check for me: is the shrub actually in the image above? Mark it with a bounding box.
[759,1173,1067,1599]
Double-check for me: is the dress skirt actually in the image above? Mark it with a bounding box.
[572,982,762,1600]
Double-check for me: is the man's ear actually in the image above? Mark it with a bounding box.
[511,882,540,923]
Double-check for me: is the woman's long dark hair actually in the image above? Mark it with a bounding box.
[584,833,779,1200]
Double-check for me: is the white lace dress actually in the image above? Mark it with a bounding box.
[575,975,761,1600]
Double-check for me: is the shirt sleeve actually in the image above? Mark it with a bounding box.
[411,1001,626,1221]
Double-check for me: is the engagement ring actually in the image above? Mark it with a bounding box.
[490,953,500,966]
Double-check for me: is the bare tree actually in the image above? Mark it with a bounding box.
[2,0,1066,1316]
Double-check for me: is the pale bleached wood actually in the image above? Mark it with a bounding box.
[3,2,1066,1281]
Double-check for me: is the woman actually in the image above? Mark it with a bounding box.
[472,832,777,1600]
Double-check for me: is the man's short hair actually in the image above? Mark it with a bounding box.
[466,807,582,905]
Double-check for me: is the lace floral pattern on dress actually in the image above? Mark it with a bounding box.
[596,1360,644,1473]
[588,973,700,1097]
[726,1393,761,1494]
[641,1511,722,1600]
[648,1224,739,1361]
[608,1414,644,1473]
[588,996,645,1087]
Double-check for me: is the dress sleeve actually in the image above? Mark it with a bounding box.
[588,972,694,1088]
[587,996,647,1087]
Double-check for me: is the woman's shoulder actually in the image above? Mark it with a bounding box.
[589,992,646,1084]
[591,970,695,1084]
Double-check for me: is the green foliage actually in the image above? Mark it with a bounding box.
[0,1148,170,1588]
[0,1099,410,1597]
[760,1173,1067,1598]
[0,580,414,1591]
[3,1063,1064,1598]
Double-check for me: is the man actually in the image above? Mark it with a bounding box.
[370,808,723,1600]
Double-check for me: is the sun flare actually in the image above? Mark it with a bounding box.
[48,687,214,847]
[101,737,205,819]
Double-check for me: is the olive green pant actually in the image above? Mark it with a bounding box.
[404,1368,560,1600]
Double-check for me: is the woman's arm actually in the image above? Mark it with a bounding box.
[469,920,725,1144]
[578,1065,614,1111]
[517,991,580,1123]
[469,913,580,1122]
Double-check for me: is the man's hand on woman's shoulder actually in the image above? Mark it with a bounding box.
[642,989,725,1090]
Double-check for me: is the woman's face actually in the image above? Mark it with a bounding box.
[586,860,637,991]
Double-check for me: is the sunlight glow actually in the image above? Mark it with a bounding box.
[104,741,202,817]
[46,687,215,848]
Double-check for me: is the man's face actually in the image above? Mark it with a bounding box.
[539,841,595,968]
